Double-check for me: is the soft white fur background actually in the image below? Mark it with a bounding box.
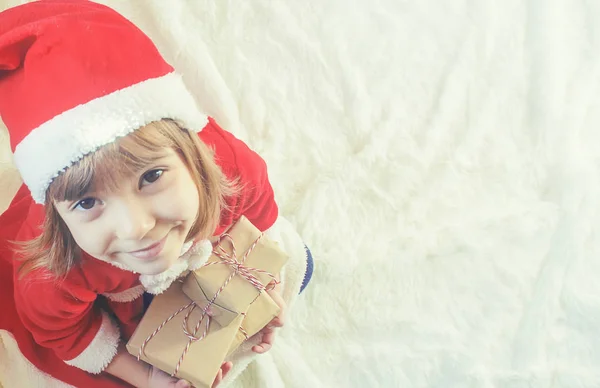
[2,0,600,387]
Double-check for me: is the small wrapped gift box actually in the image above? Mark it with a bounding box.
[128,216,289,387]
[182,216,288,328]
[183,278,282,357]
[226,290,282,355]
[126,281,244,388]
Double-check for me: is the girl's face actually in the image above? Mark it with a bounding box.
[54,148,200,275]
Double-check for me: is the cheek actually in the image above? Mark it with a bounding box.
[66,222,111,256]
[177,183,200,221]
[183,180,201,217]
[155,178,200,222]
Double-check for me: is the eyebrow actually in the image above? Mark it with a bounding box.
[146,154,173,164]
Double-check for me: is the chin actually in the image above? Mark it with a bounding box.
[140,252,180,275]
[136,265,167,276]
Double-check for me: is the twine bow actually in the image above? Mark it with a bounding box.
[204,232,279,294]
[137,231,279,378]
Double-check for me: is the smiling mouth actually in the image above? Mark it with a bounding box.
[128,235,168,260]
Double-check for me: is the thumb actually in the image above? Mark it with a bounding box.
[175,380,192,388]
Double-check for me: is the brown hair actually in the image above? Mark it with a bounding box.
[17,119,235,278]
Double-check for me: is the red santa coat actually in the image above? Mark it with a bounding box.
[0,118,279,388]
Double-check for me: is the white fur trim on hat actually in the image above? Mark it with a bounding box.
[13,72,208,204]
[64,310,120,374]
[101,285,145,303]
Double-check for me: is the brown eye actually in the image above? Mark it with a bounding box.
[141,169,163,186]
[76,198,96,210]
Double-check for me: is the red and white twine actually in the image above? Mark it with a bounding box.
[137,231,279,378]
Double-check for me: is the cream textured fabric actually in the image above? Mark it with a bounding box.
[2,0,600,387]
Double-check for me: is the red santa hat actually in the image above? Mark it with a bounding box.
[0,0,208,204]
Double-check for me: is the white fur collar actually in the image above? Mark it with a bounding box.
[139,239,213,295]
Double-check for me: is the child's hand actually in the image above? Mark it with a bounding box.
[211,362,233,387]
[147,365,190,388]
[147,362,233,388]
[252,279,286,354]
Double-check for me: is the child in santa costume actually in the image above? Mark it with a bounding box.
[0,1,313,387]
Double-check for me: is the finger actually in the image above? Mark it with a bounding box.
[175,380,191,388]
[252,329,276,354]
[256,325,275,340]
[262,328,276,345]
[253,334,274,353]
[221,362,233,379]
[211,368,223,388]
[252,341,272,354]
[269,316,284,328]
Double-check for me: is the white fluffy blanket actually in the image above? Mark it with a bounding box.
[2,0,600,387]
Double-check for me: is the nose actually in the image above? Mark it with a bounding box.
[111,196,155,241]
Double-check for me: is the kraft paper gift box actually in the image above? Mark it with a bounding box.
[126,281,244,388]
[183,273,282,355]
[182,215,288,329]
[182,270,282,340]
[225,290,283,355]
